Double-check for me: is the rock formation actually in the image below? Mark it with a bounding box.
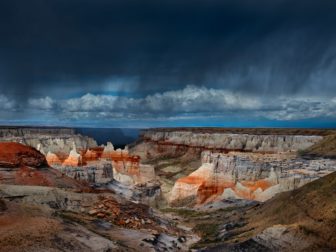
[208,171,336,251]
[0,142,86,189]
[46,141,155,186]
[0,142,48,168]
[36,143,46,155]
[0,127,97,158]
[101,142,115,159]
[83,148,100,161]
[169,151,336,206]
[46,151,62,166]
[62,142,83,167]
[133,129,323,159]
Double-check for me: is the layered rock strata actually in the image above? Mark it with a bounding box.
[170,151,336,206]
[138,130,322,154]
[0,127,97,157]
[57,161,114,184]
[62,143,83,166]
[49,142,155,185]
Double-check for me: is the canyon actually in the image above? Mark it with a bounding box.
[0,141,197,251]
[1,126,336,251]
[130,128,336,207]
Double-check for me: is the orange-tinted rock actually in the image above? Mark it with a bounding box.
[241,180,272,192]
[46,141,146,185]
[177,176,205,185]
[46,151,62,166]
[100,143,141,179]
[83,149,99,161]
[112,155,141,176]
[101,142,115,159]
[170,161,275,206]
[170,163,216,205]
[62,145,83,167]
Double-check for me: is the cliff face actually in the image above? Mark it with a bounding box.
[140,130,322,153]
[170,151,336,205]
[0,127,97,155]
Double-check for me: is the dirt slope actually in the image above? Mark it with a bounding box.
[189,171,336,251]
[234,171,336,251]
[300,134,336,158]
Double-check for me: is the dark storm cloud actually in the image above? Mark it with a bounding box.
[0,0,336,125]
[1,0,336,98]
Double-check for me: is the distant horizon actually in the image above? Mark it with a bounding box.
[0,123,335,130]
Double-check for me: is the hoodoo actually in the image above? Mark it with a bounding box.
[62,143,83,166]
[101,142,115,159]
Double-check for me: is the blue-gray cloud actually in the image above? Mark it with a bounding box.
[0,0,336,126]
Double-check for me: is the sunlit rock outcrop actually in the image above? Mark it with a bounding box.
[83,149,99,161]
[108,149,155,185]
[43,140,155,186]
[36,143,46,155]
[0,142,86,189]
[62,143,83,167]
[46,151,62,166]
[101,142,115,158]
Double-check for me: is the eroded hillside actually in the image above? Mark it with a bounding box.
[1,127,336,251]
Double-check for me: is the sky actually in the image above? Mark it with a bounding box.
[0,0,336,128]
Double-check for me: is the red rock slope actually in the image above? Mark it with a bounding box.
[0,142,88,189]
[0,142,48,168]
